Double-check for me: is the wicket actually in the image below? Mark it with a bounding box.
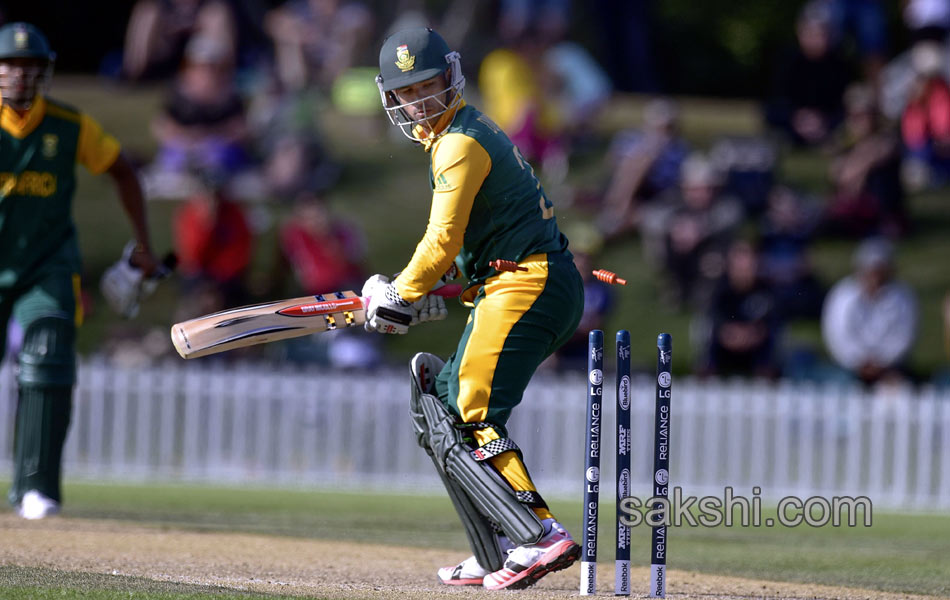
[651,333,672,598]
[582,330,672,597]
[615,331,632,596]
[580,330,603,596]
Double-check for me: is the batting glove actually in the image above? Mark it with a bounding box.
[382,265,457,326]
[416,294,448,323]
[423,264,459,323]
[362,274,415,334]
[100,241,172,318]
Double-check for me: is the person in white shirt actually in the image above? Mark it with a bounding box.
[822,237,918,384]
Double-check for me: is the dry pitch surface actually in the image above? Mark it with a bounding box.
[0,514,938,600]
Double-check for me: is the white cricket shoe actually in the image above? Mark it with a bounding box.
[17,490,60,520]
[482,521,580,590]
[437,555,490,586]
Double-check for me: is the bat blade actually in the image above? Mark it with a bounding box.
[171,291,366,359]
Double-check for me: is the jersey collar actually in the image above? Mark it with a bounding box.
[413,98,466,152]
[0,94,46,139]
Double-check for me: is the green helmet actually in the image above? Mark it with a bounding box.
[375,28,465,140]
[0,22,55,61]
[0,22,55,110]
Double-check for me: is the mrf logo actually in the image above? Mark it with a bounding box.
[395,44,415,72]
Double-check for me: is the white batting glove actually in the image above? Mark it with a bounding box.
[420,265,456,323]
[382,266,456,326]
[416,294,448,323]
[362,274,415,334]
[100,241,157,318]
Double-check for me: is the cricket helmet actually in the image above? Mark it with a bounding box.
[0,22,55,110]
[376,28,464,140]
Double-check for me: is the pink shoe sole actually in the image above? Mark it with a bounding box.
[438,576,484,586]
[483,540,581,590]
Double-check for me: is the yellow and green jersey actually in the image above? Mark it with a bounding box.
[392,99,583,519]
[394,101,568,302]
[0,95,120,290]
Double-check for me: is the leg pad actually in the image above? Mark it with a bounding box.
[409,354,544,557]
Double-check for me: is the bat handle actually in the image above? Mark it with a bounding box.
[361,283,463,310]
[431,283,463,297]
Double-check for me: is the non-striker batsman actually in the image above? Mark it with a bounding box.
[0,23,158,519]
[365,27,584,589]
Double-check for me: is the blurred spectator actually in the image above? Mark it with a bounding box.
[821,237,918,385]
[264,0,373,92]
[759,186,826,321]
[643,154,743,309]
[274,191,366,295]
[497,0,570,42]
[173,171,252,315]
[709,135,778,217]
[765,3,853,147]
[825,83,905,238]
[122,0,239,81]
[543,38,612,140]
[247,75,339,198]
[597,98,689,241]
[479,29,567,178]
[900,41,950,191]
[381,0,479,56]
[879,27,950,120]
[701,240,781,379]
[817,0,889,83]
[149,34,251,190]
[904,0,950,43]
[268,191,379,369]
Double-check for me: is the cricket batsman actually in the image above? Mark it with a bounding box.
[364,27,584,589]
[0,23,159,519]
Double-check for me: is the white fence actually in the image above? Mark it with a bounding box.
[1,359,949,510]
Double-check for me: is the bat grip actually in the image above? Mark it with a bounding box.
[431,283,462,298]
[360,283,463,310]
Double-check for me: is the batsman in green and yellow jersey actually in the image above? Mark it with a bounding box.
[0,23,159,519]
[365,28,584,590]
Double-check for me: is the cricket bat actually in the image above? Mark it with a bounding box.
[171,284,461,359]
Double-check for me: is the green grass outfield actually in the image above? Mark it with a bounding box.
[1,481,948,598]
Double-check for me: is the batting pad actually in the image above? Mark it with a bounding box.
[411,386,544,548]
[410,353,505,571]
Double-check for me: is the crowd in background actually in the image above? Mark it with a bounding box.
[8,0,948,384]
[570,0,946,387]
[568,0,946,387]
